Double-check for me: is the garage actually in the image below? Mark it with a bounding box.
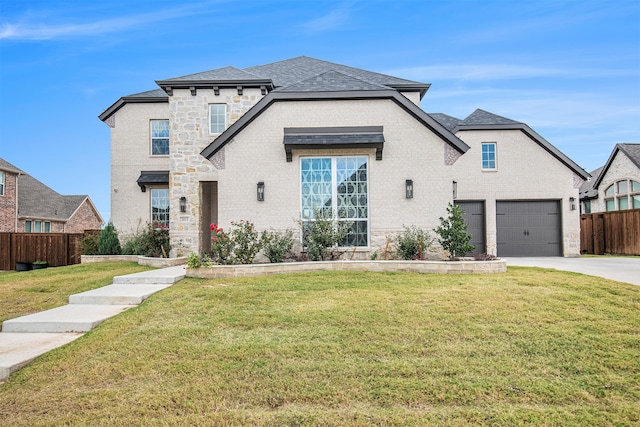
[454,200,485,255]
[496,200,562,257]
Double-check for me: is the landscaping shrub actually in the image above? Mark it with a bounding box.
[98,221,121,255]
[302,209,351,261]
[261,229,295,263]
[186,252,212,269]
[121,221,170,257]
[396,225,434,260]
[210,221,261,265]
[80,231,100,255]
[434,203,475,259]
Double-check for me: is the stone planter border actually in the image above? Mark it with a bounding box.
[81,255,187,268]
[187,259,507,279]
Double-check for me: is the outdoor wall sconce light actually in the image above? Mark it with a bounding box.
[405,180,413,199]
[569,197,576,211]
[179,196,187,213]
[257,182,265,201]
[452,180,458,200]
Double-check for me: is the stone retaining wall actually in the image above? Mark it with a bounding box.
[187,259,507,279]
[81,255,187,268]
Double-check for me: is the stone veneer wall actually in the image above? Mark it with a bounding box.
[169,87,265,256]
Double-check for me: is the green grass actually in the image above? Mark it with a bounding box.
[0,262,154,325]
[1,267,639,426]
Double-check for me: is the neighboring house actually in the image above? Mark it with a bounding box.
[0,158,104,233]
[579,144,640,214]
[100,56,589,258]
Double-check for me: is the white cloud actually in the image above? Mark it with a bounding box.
[301,1,356,34]
[386,64,634,82]
[0,3,216,40]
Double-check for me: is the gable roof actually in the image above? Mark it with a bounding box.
[17,174,92,221]
[429,113,462,132]
[99,56,432,122]
[592,143,640,189]
[0,157,25,174]
[452,109,590,179]
[579,166,603,200]
[200,88,470,160]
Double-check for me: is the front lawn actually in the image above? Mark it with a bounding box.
[0,268,638,426]
[0,262,154,326]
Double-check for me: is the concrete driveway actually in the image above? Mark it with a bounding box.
[504,257,640,286]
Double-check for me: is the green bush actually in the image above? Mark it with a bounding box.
[302,209,352,261]
[396,225,434,260]
[80,231,100,255]
[186,252,212,269]
[121,221,170,258]
[434,203,475,260]
[98,221,121,255]
[261,229,295,263]
[209,221,262,265]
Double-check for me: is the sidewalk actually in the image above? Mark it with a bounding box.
[0,265,185,381]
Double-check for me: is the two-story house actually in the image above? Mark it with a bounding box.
[100,56,589,258]
[0,158,104,233]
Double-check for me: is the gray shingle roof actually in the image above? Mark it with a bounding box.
[161,66,264,82]
[429,113,462,132]
[461,109,521,126]
[618,143,640,169]
[276,70,391,93]
[592,143,640,189]
[579,166,603,200]
[17,174,89,221]
[0,157,24,174]
[127,88,167,98]
[245,56,425,89]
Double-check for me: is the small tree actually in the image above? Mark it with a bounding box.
[98,221,122,255]
[434,203,475,260]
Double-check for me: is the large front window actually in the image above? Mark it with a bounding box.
[301,156,369,246]
[150,120,169,155]
[151,189,170,227]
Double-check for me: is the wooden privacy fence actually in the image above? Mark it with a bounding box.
[0,232,94,271]
[580,209,640,256]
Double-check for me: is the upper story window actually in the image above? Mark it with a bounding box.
[150,120,169,156]
[209,104,226,134]
[0,171,4,195]
[481,143,497,170]
[604,179,640,211]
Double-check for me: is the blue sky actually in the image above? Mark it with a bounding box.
[1,0,638,223]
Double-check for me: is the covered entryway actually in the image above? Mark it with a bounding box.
[200,182,218,254]
[496,200,562,257]
[454,200,485,255]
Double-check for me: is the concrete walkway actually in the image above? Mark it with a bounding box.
[0,265,185,381]
[504,257,640,286]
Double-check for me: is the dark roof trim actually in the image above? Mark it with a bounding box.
[388,83,431,98]
[137,170,169,192]
[283,126,384,162]
[99,95,168,122]
[200,90,468,160]
[453,123,590,180]
[592,144,640,189]
[155,79,275,96]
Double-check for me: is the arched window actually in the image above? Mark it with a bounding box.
[604,179,640,211]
